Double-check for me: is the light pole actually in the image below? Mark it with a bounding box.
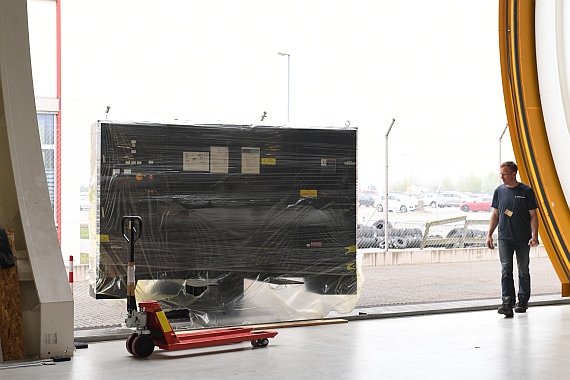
[385,118,396,252]
[278,52,290,122]
[499,123,508,184]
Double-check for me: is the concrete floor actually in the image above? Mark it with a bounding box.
[4,303,570,379]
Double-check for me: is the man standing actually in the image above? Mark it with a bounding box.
[486,161,539,318]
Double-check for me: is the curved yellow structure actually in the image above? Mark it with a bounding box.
[499,0,570,296]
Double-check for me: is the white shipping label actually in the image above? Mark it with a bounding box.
[183,152,210,171]
[211,146,229,174]
[242,147,260,174]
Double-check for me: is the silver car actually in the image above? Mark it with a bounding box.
[435,192,464,207]
[376,193,417,213]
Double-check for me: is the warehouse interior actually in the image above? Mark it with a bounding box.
[2,1,570,378]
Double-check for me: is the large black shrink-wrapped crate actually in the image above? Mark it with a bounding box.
[89,121,357,325]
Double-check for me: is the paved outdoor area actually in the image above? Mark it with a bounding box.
[73,256,562,331]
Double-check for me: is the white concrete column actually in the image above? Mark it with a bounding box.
[0,0,73,358]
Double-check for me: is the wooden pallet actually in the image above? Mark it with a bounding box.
[0,229,26,361]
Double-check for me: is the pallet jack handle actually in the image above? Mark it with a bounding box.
[122,216,142,312]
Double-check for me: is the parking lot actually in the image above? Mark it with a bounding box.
[359,201,492,225]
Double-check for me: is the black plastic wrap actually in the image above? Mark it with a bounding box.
[88,121,359,326]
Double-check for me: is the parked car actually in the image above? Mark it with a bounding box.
[358,193,377,208]
[383,193,417,213]
[373,195,386,212]
[360,185,380,196]
[436,191,465,207]
[459,196,493,212]
[416,193,443,208]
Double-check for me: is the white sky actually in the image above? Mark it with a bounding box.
[56,0,513,188]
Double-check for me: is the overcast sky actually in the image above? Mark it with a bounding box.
[59,0,513,189]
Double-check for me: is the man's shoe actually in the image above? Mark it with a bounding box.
[514,295,529,313]
[498,297,514,318]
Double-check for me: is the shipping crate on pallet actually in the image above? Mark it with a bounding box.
[0,229,26,361]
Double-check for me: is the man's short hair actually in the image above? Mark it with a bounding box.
[500,161,518,173]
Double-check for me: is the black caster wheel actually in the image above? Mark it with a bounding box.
[126,333,138,355]
[251,338,269,348]
[132,334,155,358]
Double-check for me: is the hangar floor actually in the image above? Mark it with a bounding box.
[3,302,570,379]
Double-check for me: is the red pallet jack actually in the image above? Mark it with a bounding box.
[121,216,278,358]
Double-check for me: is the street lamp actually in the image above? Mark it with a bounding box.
[499,123,508,185]
[277,52,290,122]
[385,118,396,252]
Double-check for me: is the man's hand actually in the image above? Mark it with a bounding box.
[528,236,539,247]
[529,209,539,247]
[487,208,499,250]
[486,236,494,249]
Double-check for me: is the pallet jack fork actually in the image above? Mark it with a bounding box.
[121,216,278,358]
[125,301,278,358]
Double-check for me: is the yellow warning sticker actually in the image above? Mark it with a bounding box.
[346,262,356,271]
[156,310,172,333]
[300,189,318,197]
[97,234,110,243]
[344,245,357,254]
[261,157,276,165]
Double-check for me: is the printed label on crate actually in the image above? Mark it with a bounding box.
[210,146,229,173]
[242,147,260,174]
[183,152,210,171]
[320,158,336,172]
